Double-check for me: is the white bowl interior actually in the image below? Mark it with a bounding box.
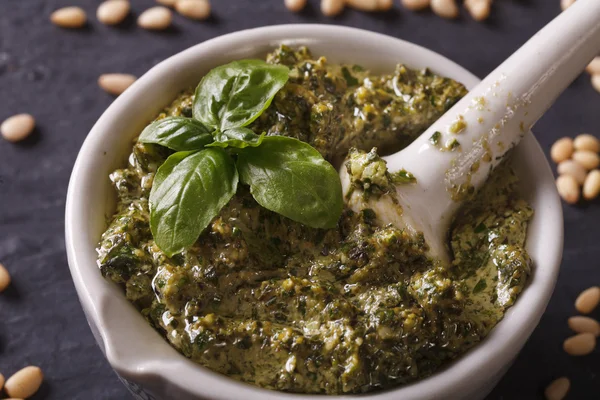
[66,25,563,400]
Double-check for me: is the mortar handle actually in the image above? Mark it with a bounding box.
[378,0,600,262]
[387,0,600,212]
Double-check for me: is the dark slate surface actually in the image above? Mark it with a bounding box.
[1,0,599,399]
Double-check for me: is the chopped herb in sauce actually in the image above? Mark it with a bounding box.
[345,147,415,200]
[447,138,461,151]
[341,66,359,86]
[474,222,487,233]
[449,116,467,134]
[97,45,532,395]
[390,169,417,184]
[430,131,442,145]
[473,279,487,293]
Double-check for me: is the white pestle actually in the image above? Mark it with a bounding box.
[341,0,600,263]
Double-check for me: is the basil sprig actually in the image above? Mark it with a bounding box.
[139,60,343,256]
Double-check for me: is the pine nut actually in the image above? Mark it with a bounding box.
[544,377,570,400]
[550,137,574,163]
[285,0,307,12]
[50,7,87,28]
[431,0,459,19]
[574,133,600,152]
[557,160,587,185]
[402,0,430,11]
[138,7,173,30]
[346,0,377,11]
[592,74,600,94]
[157,0,177,6]
[175,0,211,20]
[465,0,491,21]
[346,0,393,11]
[586,57,600,75]
[556,175,580,204]
[575,286,600,314]
[561,0,576,11]
[563,332,596,356]
[1,114,35,143]
[4,366,44,399]
[97,0,131,25]
[321,0,345,16]
[583,170,600,200]
[0,372,4,391]
[0,263,10,292]
[98,74,137,96]
[568,316,600,336]
[572,150,600,170]
[377,0,394,11]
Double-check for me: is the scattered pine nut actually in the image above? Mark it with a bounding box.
[97,0,131,26]
[583,170,600,200]
[573,133,600,153]
[556,175,580,204]
[561,0,576,11]
[321,0,345,16]
[346,0,377,11]
[175,0,211,20]
[431,0,459,19]
[156,0,177,6]
[465,0,491,21]
[1,114,35,143]
[0,372,4,391]
[563,332,596,356]
[346,0,393,11]
[544,377,570,400]
[285,0,307,12]
[568,316,600,336]
[50,6,87,29]
[98,74,137,96]
[575,286,600,314]
[402,0,431,11]
[572,150,600,170]
[0,263,10,292]
[138,6,173,30]
[4,366,44,399]
[550,137,574,163]
[592,74,600,94]
[557,160,587,185]
[377,0,394,11]
[586,57,600,75]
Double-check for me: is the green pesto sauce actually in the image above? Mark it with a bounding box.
[97,46,532,394]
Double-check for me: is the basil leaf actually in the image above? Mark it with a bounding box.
[150,149,238,256]
[237,136,343,229]
[207,127,265,149]
[193,60,289,131]
[139,117,213,151]
[151,150,196,189]
[390,169,417,184]
[473,279,488,294]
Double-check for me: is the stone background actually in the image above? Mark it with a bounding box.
[1,0,599,398]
